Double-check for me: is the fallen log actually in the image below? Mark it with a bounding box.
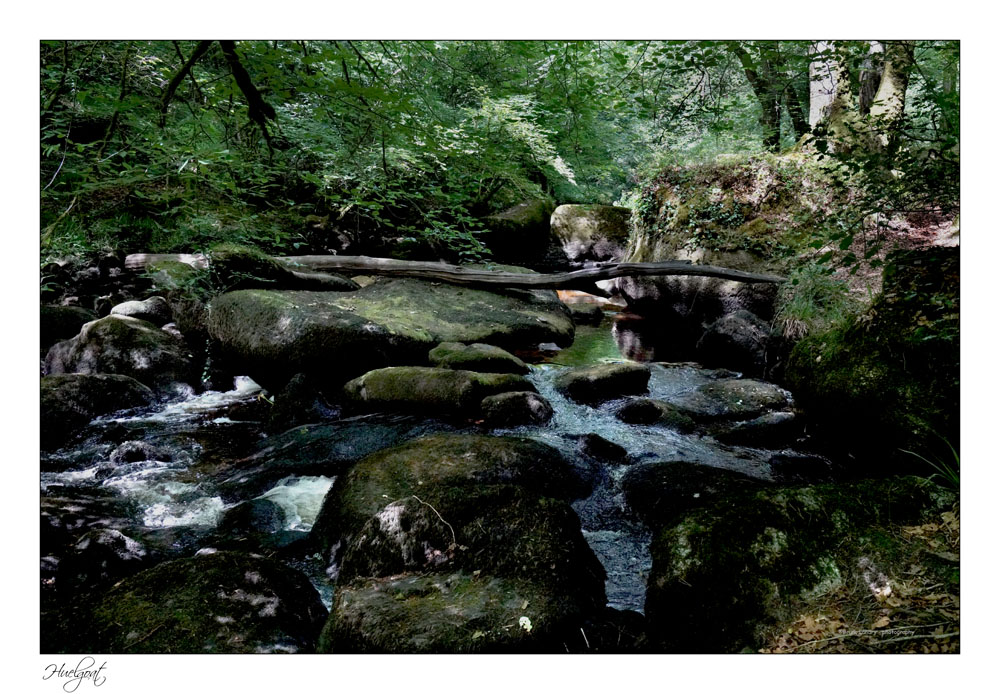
[125,253,786,291]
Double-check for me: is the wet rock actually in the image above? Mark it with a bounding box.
[696,309,772,376]
[576,433,627,463]
[550,204,631,263]
[480,391,554,428]
[618,270,779,324]
[621,461,766,524]
[45,315,198,393]
[428,342,529,375]
[480,199,556,264]
[90,551,327,653]
[217,499,288,538]
[319,570,597,653]
[710,410,800,447]
[644,476,955,652]
[669,378,792,421]
[615,398,697,433]
[554,362,650,404]
[41,374,155,450]
[343,366,534,417]
[267,373,335,432]
[338,485,605,605]
[109,440,172,464]
[309,434,590,561]
[40,305,96,352]
[110,295,173,327]
[213,419,432,503]
[569,303,605,326]
[207,278,573,391]
[769,453,839,484]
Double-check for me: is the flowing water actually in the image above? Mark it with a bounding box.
[41,308,801,616]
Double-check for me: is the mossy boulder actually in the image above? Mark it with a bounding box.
[644,476,955,652]
[480,199,556,263]
[44,315,197,393]
[206,278,574,391]
[309,434,589,561]
[41,374,155,450]
[90,551,327,653]
[553,362,650,404]
[319,570,594,653]
[480,390,554,428]
[550,204,631,262]
[40,305,96,352]
[784,248,959,468]
[428,341,529,374]
[337,485,605,604]
[342,366,534,417]
[669,378,792,421]
[110,296,172,327]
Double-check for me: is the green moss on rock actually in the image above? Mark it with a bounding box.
[553,362,651,404]
[428,341,529,374]
[90,551,327,653]
[644,476,955,652]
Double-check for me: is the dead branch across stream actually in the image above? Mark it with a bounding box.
[125,253,786,292]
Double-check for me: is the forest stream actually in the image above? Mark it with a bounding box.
[41,304,806,616]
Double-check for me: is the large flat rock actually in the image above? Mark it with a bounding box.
[207,278,573,390]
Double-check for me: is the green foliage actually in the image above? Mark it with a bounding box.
[775,265,860,339]
[902,439,960,491]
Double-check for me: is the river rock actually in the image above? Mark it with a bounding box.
[337,485,605,603]
[319,570,596,653]
[615,398,697,433]
[209,243,359,291]
[669,378,792,421]
[550,204,631,263]
[569,303,605,326]
[644,476,955,652]
[710,410,800,447]
[343,366,534,417]
[41,374,156,450]
[40,305,96,352]
[696,309,772,376]
[576,433,627,463]
[480,391,554,428]
[480,199,556,264]
[90,551,327,653]
[267,372,335,432]
[44,315,198,393]
[213,419,434,503]
[621,461,765,525]
[109,440,172,464]
[428,342,529,374]
[768,453,839,484]
[309,434,590,562]
[553,362,650,404]
[207,278,574,391]
[58,528,153,594]
[110,295,173,327]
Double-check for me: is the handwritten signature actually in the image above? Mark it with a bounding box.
[42,657,107,692]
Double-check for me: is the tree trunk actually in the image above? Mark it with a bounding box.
[730,43,783,152]
[219,40,276,139]
[869,40,916,155]
[125,253,787,290]
[858,41,885,116]
[159,40,213,127]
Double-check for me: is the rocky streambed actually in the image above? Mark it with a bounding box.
[39,260,956,654]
